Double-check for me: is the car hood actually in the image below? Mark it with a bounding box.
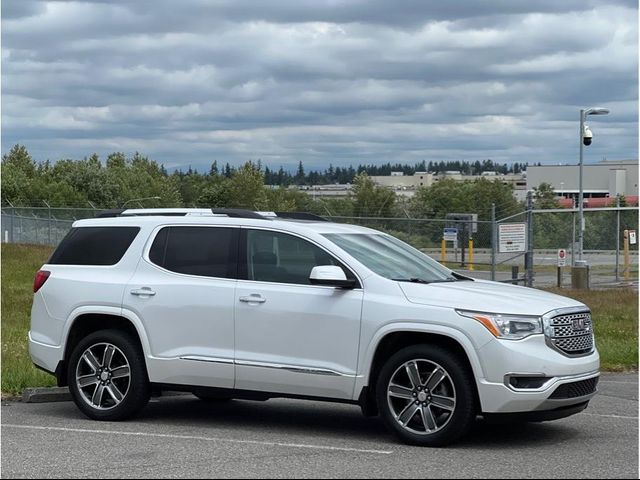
[398,279,586,316]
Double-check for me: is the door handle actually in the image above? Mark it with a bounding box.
[130,288,156,297]
[239,294,266,304]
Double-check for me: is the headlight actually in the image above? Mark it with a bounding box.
[457,310,543,340]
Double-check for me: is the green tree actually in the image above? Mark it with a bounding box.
[1,145,37,204]
[350,172,396,217]
[2,144,36,177]
[533,182,559,209]
[411,178,519,221]
[294,161,305,185]
[227,162,268,209]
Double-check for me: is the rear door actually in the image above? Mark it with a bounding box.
[124,225,239,388]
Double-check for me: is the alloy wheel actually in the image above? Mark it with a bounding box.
[386,359,456,435]
[75,343,131,410]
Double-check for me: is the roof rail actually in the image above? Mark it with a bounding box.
[274,212,329,222]
[94,208,328,222]
[96,209,126,218]
[210,208,266,219]
[95,208,267,219]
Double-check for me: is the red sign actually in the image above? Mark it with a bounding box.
[558,249,567,266]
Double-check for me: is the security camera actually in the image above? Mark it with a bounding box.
[583,125,593,146]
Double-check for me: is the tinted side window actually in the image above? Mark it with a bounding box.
[149,226,237,279]
[245,229,356,285]
[49,227,140,266]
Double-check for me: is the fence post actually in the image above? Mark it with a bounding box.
[525,192,534,287]
[623,230,630,283]
[9,209,14,243]
[491,203,496,281]
[33,214,39,244]
[615,196,620,282]
[43,200,52,245]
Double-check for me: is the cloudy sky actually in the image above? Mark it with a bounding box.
[2,0,638,171]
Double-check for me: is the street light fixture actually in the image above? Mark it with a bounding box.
[121,196,161,208]
[578,107,609,263]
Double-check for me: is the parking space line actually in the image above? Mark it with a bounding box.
[581,413,638,420]
[599,380,639,384]
[2,424,393,455]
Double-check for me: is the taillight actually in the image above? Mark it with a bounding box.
[33,270,51,293]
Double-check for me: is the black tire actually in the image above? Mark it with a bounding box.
[67,329,150,421]
[375,344,477,447]
[192,391,233,403]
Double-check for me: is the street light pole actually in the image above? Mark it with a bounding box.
[578,109,585,262]
[577,107,609,264]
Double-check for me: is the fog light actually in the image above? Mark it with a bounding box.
[508,376,550,389]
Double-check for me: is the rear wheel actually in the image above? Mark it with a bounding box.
[67,329,150,421]
[376,344,476,447]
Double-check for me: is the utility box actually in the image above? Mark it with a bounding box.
[571,261,590,290]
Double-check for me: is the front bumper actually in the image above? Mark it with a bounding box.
[483,401,590,424]
[476,334,600,414]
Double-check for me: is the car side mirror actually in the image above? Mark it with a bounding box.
[309,266,356,289]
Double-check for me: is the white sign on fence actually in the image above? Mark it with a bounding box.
[498,223,527,253]
[443,227,458,242]
[630,230,637,245]
[557,249,567,267]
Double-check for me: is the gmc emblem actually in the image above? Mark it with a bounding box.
[572,317,587,331]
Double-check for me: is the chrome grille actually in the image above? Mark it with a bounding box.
[546,311,594,356]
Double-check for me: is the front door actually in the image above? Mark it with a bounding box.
[234,228,363,399]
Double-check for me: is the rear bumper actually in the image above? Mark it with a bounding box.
[29,332,63,376]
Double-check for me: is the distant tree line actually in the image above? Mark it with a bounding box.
[261,159,533,186]
[1,145,523,228]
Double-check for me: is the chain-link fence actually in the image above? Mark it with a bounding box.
[531,207,639,286]
[2,204,637,287]
[0,207,97,246]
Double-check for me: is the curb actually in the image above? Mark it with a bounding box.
[22,387,71,403]
[19,388,192,403]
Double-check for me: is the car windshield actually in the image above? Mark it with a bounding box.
[323,233,458,283]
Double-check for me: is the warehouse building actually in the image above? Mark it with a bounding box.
[526,159,638,200]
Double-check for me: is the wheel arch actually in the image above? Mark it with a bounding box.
[58,307,151,386]
[355,324,486,411]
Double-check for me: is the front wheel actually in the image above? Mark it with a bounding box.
[376,344,477,447]
[67,329,150,421]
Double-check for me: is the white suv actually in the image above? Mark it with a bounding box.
[29,208,600,446]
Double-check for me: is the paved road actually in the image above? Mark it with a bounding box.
[2,373,637,478]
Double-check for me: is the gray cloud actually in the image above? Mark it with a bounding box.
[1,0,637,171]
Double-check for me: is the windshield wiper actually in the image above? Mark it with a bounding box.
[392,277,432,284]
[392,276,474,284]
[451,272,474,281]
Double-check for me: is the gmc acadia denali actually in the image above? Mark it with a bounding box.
[29,208,599,446]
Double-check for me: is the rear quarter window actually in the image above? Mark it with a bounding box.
[48,227,140,266]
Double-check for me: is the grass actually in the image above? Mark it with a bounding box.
[2,244,56,396]
[545,288,638,371]
[1,244,637,395]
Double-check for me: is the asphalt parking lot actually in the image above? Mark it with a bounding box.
[2,373,637,478]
